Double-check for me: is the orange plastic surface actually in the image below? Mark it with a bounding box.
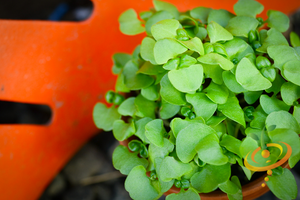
[0,0,299,199]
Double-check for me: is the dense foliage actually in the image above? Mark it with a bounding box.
[93,0,300,199]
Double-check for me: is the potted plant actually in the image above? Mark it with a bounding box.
[93,0,300,199]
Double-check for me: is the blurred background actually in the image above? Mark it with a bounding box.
[1,0,300,200]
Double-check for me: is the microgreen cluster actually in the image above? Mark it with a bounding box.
[93,0,300,199]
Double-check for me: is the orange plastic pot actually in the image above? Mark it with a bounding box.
[0,0,299,200]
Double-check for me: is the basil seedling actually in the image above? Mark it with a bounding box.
[94,1,300,200]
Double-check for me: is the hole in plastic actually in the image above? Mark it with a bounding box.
[0,0,93,22]
[0,100,52,125]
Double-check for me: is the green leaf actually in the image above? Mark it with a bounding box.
[207,116,227,126]
[138,62,165,75]
[145,11,174,36]
[232,176,242,189]
[266,168,298,200]
[250,105,267,129]
[266,74,285,95]
[240,136,259,158]
[125,166,159,200]
[207,21,233,43]
[145,119,166,147]
[294,105,300,125]
[295,46,300,56]
[93,103,121,131]
[260,94,290,114]
[115,73,130,92]
[176,123,218,163]
[186,92,217,121]
[220,134,242,157]
[113,145,148,175]
[118,97,136,116]
[141,84,160,101]
[290,32,300,47]
[283,60,300,86]
[153,0,179,19]
[257,28,289,53]
[139,11,153,21]
[191,163,231,193]
[244,91,262,104]
[203,64,224,85]
[227,176,243,200]
[154,38,187,64]
[151,160,175,195]
[141,37,158,65]
[170,118,197,138]
[260,67,276,82]
[135,117,152,144]
[198,53,234,70]
[177,37,205,55]
[219,179,240,195]
[226,16,259,37]
[178,54,197,68]
[222,71,247,93]
[240,166,254,181]
[195,26,208,40]
[204,82,229,104]
[182,162,200,180]
[152,180,173,197]
[160,74,187,105]
[151,19,180,41]
[265,111,300,133]
[112,53,132,74]
[119,9,145,35]
[245,127,270,144]
[236,58,272,91]
[163,58,180,70]
[113,120,135,141]
[267,45,300,71]
[266,10,290,32]
[218,93,246,127]
[190,7,212,24]
[289,140,300,168]
[159,156,193,182]
[159,99,180,119]
[204,42,214,54]
[123,61,155,90]
[134,94,156,119]
[233,0,264,18]
[168,64,203,93]
[207,9,234,27]
[166,188,200,200]
[149,138,174,164]
[196,134,228,165]
[223,37,254,62]
[269,129,300,168]
[213,43,228,57]
[259,29,268,43]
